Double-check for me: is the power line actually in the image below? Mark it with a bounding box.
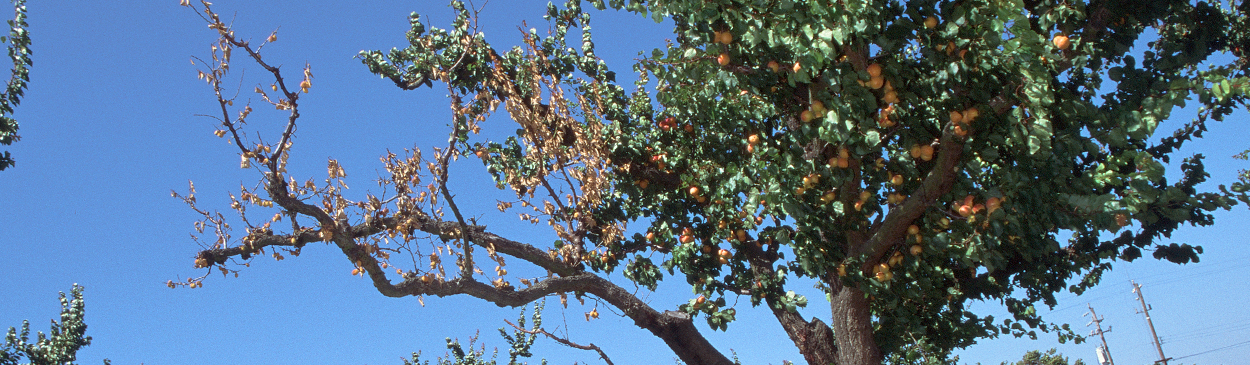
[1148,262,1249,287]
[1164,320,1250,342]
[1171,339,1250,361]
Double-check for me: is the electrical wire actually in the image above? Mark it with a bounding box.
[1171,339,1250,361]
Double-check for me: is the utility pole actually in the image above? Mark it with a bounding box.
[1132,281,1170,365]
[1085,304,1115,365]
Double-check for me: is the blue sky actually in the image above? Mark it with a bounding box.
[0,1,1246,365]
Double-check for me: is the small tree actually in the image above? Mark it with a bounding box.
[1,285,105,365]
[1003,349,1086,365]
[402,301,548,365]
[175,1,1250,364]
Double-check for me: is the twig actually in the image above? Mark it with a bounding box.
[504,319,614,365]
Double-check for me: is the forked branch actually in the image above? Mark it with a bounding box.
[505,319,615,365]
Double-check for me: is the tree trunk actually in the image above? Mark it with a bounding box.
[829,282,882,365]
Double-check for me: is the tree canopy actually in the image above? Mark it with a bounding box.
[1003,349,1086,365]
[176,0,1250,364]
[1,285,103,365]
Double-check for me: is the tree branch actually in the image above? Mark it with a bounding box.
[504,319,614,365]
[194,210,730,364]
[858,129,964,267]
[743,240,838,365]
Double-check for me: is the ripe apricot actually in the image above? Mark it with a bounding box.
[869,76,885,89]
[1053,34,1071,50]
[801,110,816,123]
[918,145,935,161]
[866,63,883,78]
[811,100,827,115]
[986,197,1001,214]
[882,90,899,104]
[963,107,980,123]
[949,110,964,125]
[821,191,837,204]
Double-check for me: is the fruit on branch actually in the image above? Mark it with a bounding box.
[854,190,872,211]
[867,63,882,78]
[986,197,1001,215]
[924,16,938,29]
[821,190,838,205]
[963,107,979,123]
[869,75,885,89]
[658,116,677,131]
[953,124,969,137]
[866,63,885,89]
[882,89,899,104]
[888,251,904,267]
[1053,34,1071,50]
[949,110,964,125]
[811,100,827,116]
[958,195,976,217]
[803,173,820,188]
[874,263,893,282]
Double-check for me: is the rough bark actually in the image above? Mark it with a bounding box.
[829,281,881,365]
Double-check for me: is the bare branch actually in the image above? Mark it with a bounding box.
[505,319,614,365]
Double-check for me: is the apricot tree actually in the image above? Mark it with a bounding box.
[176,1,1250,365]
